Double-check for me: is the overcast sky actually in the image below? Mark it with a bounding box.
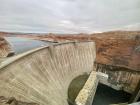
[0,0,140,33]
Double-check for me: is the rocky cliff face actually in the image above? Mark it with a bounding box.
[93,36,140,71]
[95,63,140,93]
[0,37,14,58]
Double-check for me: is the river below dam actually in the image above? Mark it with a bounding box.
[92,83,131,105]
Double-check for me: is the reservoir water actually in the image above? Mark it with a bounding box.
[5,37,52,54]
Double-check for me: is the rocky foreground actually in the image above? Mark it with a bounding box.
[0,96,38,105]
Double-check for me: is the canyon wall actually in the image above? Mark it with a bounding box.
[95,63,140,93]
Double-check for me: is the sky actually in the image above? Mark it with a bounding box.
[0,0,140,33]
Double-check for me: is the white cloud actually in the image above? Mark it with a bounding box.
[119,23,140,31]
[0,0,140,33]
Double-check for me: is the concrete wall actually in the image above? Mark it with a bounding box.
[0,42,96,105]
[75,71,98,105]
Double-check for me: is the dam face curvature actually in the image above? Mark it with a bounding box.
[0,42,96,105]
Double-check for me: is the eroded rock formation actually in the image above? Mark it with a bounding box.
[0,37,14,58]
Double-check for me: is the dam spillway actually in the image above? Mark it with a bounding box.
[0,41,96,105]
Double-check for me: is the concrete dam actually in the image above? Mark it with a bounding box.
[0,41,139,105]
[0,42,97,105]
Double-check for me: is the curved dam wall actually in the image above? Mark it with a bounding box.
[0,42,96,105]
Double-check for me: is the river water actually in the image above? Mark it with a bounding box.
[92,83,131,105]
[5,37,52,54]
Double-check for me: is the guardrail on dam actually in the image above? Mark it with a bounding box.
[0,41,96,105]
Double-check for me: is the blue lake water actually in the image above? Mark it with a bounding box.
[5,37,52,54]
